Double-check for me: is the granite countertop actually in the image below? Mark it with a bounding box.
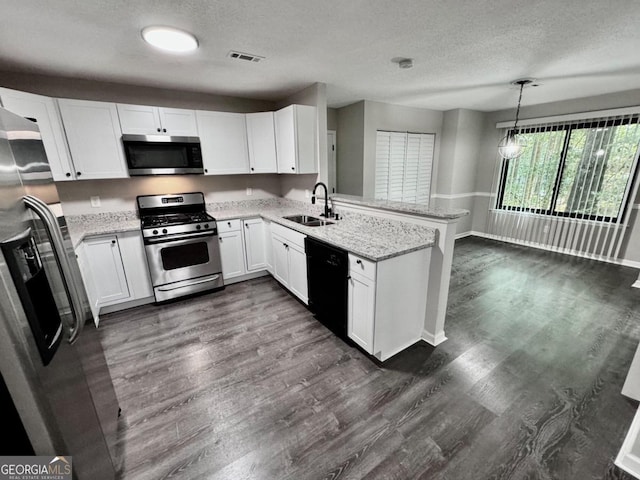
[66,198,437,261]
[331,194,469,219]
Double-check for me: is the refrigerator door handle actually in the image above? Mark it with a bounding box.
[23,195,84,344]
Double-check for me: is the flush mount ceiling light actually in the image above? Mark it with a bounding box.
[141,26,198,53]
[498,79,535,160]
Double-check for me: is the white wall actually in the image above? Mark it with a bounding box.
[56,175,281,215]
[335,101,366,195]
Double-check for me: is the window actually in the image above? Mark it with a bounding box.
[375,131,434,204]
[498,117,640,221]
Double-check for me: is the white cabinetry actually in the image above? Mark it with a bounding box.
[263,219,273,274]
[246,112,277,173]
[217,220,246,281]
[82,235,130,306]
[0,88,75,181]
[217,218,269,284]
[117,104,198,136]
[78,231,154,316]
[57,99,128,180]
[270,223,308,304]
[243,218,266,271]
[274,104,317,174]
[348,264,376,354]
[347,250,429,361]
[196,111,250,175]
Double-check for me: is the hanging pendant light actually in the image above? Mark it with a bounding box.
[498,79,533,160]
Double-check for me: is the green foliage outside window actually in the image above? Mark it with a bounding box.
[499,120,640,221]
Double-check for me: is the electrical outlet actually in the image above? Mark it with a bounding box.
[305,189,310,199]
[90,196,101,208]
[246,187,253,196]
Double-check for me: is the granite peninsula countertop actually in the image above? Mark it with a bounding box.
[331,194,469,219]
[66,198,438,261]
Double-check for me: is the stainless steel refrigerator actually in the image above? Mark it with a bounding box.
[0,106,119,479]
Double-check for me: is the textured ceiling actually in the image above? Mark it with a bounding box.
[1,0,639,112]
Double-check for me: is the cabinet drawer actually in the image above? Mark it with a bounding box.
[349,253,376,281]
[217,219,242,233]
[271,222,306,250]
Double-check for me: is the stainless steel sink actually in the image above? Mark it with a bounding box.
[282,214,335,227]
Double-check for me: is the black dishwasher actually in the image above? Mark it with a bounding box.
[305,237,349,339]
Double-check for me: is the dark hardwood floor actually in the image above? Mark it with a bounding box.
[99,237,640,479]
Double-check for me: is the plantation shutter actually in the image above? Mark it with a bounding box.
[375,131,434,204]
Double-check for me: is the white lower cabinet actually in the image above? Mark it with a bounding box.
[347,250,430,361]
[243,218,266,271]
[348,271,375,354]
[218,229,246,280]
[78,231,154,317]
[270,223,308,304]
[263,220,274,274]
[82,235,130,306]
[217,218,268,284]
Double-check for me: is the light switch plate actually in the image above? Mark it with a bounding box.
[90,196,101,207]
[246,187,253,196]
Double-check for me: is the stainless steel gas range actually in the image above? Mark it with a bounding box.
[137,192,224,302]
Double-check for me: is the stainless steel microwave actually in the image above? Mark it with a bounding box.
[122,134,204,176]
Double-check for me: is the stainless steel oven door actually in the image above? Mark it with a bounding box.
[144,232,222,287]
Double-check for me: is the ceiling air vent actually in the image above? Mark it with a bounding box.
[227,51,264,63]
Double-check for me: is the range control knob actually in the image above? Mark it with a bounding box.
[204,224,209,229]
[152,229,158,235]
[196,224,202,230]
[162,229,168,234]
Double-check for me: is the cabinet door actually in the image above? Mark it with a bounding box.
[274,105,296,173]
[0,88,75,181]
[246,112,277,173]
[116,104,161,135]
[158,108,198,136]
[243,218,266,272]
[196,111,250,175]
[271,235,289,287]
[58,99,128,180]
[75,243,100,326]
[218,230,246,281]
[288,242,308,304]
[348,272,375,354]
[116,231,153,300]
[83,236,130,306]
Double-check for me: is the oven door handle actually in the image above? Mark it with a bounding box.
[156,275,221,292]
[145,231,216,245]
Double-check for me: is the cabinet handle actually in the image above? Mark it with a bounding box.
[204,169,208,173]
[162,128,167,133]
[356,259,362,265]
[157,128,161,132]
[227,222,231,227]
[251,167,254,171]
[291,167,295,171]
[76,172,82,176]
[284,243,289,249]
[65,172,71,177]
[111,240,116,245]
[219,237,222,242]
[245,223,249,228]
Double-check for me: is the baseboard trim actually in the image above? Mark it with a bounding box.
[100,296,154,315]
[459,232,640,271]
[223,270,269,285]
[422,330,447,346]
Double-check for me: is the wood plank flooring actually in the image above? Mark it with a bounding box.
[99,237,640,479]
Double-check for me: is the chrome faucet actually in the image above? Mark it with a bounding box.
[311,182,330,218]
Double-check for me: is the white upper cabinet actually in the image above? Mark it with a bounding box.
[196,111,250,175]
[274,104,317,174]
[246,112,277,173]
[117,104,198,137]
[57,99,128,180]
[0,88,75,181]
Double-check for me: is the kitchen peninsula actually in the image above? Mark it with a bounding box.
[67,196,467,360]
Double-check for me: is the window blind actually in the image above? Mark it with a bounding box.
[375,131,434,204]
